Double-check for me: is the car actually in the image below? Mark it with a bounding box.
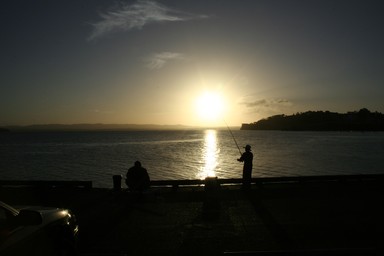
[0,200,79,256]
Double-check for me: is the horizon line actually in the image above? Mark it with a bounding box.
[1,123,241,131]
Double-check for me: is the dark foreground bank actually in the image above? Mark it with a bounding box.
[1,177,384,256]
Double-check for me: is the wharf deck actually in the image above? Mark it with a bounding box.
[1,177,384,255]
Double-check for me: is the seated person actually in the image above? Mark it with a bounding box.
[125,161,150,191]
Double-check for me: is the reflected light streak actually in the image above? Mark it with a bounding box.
[198,130,219,179]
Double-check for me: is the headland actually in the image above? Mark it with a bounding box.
[241,108,384,131]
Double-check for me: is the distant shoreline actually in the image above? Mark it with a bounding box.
[1,124,239,132]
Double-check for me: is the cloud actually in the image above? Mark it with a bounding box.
[88,0,208,40]
[145,52,187,69]
[241,98,293,114]
[244,98,291,108]
[91,109,114,114]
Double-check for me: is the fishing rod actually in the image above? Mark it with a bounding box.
[224,120,243,157]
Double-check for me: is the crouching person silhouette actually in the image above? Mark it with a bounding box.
[125,161,150,192]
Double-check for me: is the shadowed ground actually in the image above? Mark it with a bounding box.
[2,179,384,255]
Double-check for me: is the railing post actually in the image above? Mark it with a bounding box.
[203,177,221,220]
[112,175,123,192]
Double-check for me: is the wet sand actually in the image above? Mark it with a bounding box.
[2,178,384,255]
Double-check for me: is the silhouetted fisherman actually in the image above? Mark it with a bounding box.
[237,144,253,189]
[125,161,150,192]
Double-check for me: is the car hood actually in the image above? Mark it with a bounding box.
[15,205,71,225]
[1,205,77,252]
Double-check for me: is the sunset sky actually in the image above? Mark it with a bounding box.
[1,0,383,127]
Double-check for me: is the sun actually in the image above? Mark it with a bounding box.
[195,91,225,121]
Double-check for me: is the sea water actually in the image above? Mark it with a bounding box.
[1,129,383,188]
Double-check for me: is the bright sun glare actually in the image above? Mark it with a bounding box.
[195,91,225,122]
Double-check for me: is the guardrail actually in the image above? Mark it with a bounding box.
[2,174,382,190]
[0,180,93,189]
[150,174,384,189]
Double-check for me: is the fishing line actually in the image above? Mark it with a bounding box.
[224,120,242,157]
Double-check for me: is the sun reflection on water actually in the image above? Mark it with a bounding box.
[197,130,219,179]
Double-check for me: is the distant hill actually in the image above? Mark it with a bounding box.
[4,123,195,132]
[241,108,384,131]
